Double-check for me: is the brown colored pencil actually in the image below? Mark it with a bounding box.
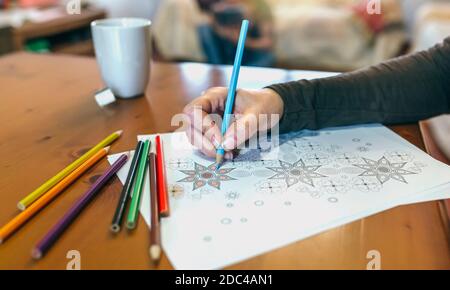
[149,152,161,264]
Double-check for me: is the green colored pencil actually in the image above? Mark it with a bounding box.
[126,140,151,229]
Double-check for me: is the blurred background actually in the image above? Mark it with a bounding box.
[0,0,449,72]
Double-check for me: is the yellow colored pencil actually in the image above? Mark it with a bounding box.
[0,147,110,244]
[17,130,123,210]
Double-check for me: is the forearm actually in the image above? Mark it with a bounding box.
[268,39,450,133]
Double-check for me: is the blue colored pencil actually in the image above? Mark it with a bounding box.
[215,19,249,169]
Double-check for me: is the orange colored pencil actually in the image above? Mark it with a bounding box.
[0,147,110,244]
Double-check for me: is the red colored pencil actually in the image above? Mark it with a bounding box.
[155,135,170,217]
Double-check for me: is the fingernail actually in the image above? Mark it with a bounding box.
[222,137,235,150]
[224,152,234,160]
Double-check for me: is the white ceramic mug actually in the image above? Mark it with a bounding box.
[91,18,152,98]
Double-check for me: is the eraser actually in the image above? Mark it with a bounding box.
[95,88,116,107]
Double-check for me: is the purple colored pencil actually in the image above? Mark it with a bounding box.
[31,153,128,260]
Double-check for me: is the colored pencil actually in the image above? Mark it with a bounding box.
[215,20,249,170]
[110,141,144,233]
[126,140,151,230]
[0,147,110,244]
[148,153,161,264]
[18,130,123,210]
[31,153,128,260]
[155,135,170,217]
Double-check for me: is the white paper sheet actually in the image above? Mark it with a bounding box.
[108,124,450,269]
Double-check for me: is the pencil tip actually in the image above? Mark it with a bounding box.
[215,155,223,171]
[149,245,161,263]
[115,130,124,136]
[17,202,25,211]
[104,146,111,153]
[31,248,42,260]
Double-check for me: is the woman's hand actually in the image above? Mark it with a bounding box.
[183,87,284,159]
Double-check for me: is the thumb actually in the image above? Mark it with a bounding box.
[221,112,259,151]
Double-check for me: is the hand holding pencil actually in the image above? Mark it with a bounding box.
[182,20,284,163]
[183,87,283,159]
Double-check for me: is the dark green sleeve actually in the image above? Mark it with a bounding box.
[267,37,450,133]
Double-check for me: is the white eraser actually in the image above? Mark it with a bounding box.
[95,88,116,107]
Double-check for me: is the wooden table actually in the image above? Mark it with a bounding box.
[0,52,448,270]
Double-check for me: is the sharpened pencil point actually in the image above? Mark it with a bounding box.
[104,146,111,153]
[115,130,124,136]
[31,248,42,260]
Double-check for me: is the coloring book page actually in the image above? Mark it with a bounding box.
[108,125,450,269]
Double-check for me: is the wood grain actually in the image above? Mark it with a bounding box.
[0,53,448,269]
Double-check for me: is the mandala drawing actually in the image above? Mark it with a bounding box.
[267,159,326,188]
[328,197,339,203]
[178,162,236,190]
[295,141,323,152]
[281,152,299,162]
[324,144,343,153]
[334,153,362,165]
[357,146,370,152]
[229,170,252,178]
[384,150,413,163]
[254,200,265,207]
[340,167,364,175]
[353,156,416,184]
[251,169,274,178]
[254,159,278,167]
[200,188,214,195]
[316,178,350,194]
[351,177,382,192]
[406,166,423,174]
[295,186,323,199]
[303,152,330,166]
[167,158,193,170]
[406,162,427,174]
[221,218,232,225]
[413,161,427,168]
[316,167,340,176]
[255,180,286,194]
